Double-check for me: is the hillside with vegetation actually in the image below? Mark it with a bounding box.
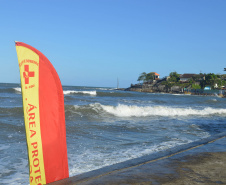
[127,72,226,97]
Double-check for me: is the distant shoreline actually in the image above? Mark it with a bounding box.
[132,72,226,98]
[124,86,226,98]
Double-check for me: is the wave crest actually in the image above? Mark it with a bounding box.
[100,104,226,117]
[63,90,97,96]
[13,88,21,93]
[69,103,226,118]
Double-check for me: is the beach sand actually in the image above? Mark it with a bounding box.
[50,134,226,185]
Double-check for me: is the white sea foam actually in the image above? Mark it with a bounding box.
[0,157,29,185]
[172,93,190,96]
[98,88,113,90]
[13,87,21,93]
[99,104,226,117]
[0,144,10,151]
[63,90,97,96]
[68,139,193,177]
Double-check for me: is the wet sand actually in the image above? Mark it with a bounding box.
[163,152,226,185]
[50,133,226,185]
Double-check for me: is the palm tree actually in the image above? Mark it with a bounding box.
[137,72,147,84]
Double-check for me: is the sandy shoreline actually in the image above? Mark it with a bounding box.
[50,133,226,185]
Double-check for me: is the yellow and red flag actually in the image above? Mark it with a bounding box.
[15,42,69,184]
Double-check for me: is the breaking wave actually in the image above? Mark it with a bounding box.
[101,104,226,117]
[63,90,97,96]
[0,87,21,94]
[13,88,21,93]
[72,103,226,118]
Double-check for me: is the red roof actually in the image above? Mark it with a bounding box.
[153,72,160,76]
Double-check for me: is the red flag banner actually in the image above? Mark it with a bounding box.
[15,42,69,184]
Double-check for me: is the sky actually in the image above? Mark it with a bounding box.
[0,0,226,88]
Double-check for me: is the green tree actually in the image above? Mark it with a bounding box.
[205,73,218,89]
[146,72,155,82]
[137,72,147,83]
[192,74,202,81]
[169,72,180,82]
[192,84,201,89]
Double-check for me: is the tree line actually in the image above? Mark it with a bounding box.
[137,72,226,90]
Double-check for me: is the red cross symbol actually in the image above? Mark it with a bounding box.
[23,65,35,84]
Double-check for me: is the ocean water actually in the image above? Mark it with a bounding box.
[1,83,226,184]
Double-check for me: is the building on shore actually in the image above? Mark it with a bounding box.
[152,72,160,80]
[180,74,196,82]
